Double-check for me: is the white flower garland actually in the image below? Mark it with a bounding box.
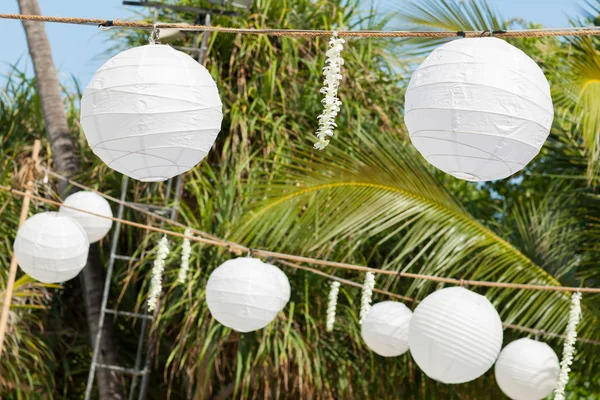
[315,32,345,150]
[554,291,582,400]
[359,271,375,325]
[147,236,170,312]
[326,281,341,332]
[177,228,192,284]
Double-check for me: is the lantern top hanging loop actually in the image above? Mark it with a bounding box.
[149,23,160,44]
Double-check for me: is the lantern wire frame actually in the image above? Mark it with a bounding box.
[1,168,599,345]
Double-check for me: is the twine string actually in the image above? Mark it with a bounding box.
[1,179,600,344]
[2,177,599,294]
[4,14,600,38]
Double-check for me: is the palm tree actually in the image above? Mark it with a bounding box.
[16,0,124,398]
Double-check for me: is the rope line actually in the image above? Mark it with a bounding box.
[275,260,600,345]
[42,169,244,251]
[2,178,600,344]
[4,14,600,38]
[1,180,598,293]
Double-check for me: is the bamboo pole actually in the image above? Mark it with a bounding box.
[0,139,41,358]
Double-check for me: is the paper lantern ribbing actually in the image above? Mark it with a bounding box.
[405,37,553,182]
[14,212,89,283]
[495,338,560,400]
[408,287,503,384]
[361,301,412,357]
[80,44,223,182]
[205,257,291,332]
[59,191,113,243]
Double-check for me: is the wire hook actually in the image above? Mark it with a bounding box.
[149,23,161,44]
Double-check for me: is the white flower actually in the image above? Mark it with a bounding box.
[554,292,582,400]
[359,271,375,325]
[326,281,341,332]
[177,229,192,284]
[315,32,345,150]
[147,236,170,312]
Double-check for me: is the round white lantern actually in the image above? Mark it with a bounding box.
[495,338,560,400]
[205,257,291,332]
[408,286,503,384]
[59,191,113,243]
[361,301,412,357]
[80,44,223,182]
[405,37,553,182]
[14,212,89,283]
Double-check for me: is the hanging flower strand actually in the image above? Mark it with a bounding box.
[359,271,376,325]
[148,236,170,312]
[314,31,345,150]
[554,291,583,400]
[326,281,341,332]
[177,228,192,284]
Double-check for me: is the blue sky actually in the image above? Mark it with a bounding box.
[0,0,585,86]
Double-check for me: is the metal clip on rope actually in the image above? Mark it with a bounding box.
[98,20,114,31]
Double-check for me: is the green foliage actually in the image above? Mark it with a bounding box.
[3,0,600,398]
[0,73,57,398]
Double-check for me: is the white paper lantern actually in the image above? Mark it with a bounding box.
[405,37,553,182]
[495,338,560,400]
[14,212,89,283]
[361,301,412,357]
[205,257,291,332]
[59,191,113,243]
[80,44,223,182]
[408,286,503,384]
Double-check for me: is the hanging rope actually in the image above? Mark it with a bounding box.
[275,261,600,345]
[1,181,598,294]
[2,180,600,344]
[4,14,600,38]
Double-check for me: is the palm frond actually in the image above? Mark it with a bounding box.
[234,132,600,344]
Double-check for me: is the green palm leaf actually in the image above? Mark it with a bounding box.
[553,35,600,181]
[234,132,600,343]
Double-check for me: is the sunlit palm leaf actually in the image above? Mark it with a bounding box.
[554,36,600,180]
[234,132,600,343]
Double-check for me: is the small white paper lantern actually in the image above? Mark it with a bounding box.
[405,37,553,182]
[14,212,89,283]
[361,301,412,357]
[206,257,291,332]
[59,191,113,243]
[408,286,503,384]
[81,44,223,182]
[495,338,560,400]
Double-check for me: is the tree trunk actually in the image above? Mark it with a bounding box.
[17,1,124,398]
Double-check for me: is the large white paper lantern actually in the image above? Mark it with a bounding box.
[495,338,560,400]
[405,37,553,182]
[80,44,223,182]
[408,286,503,384]
[205,257,291,332]
[14,212,89,283]
[59,191,113,243]
[361,301,412,357]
